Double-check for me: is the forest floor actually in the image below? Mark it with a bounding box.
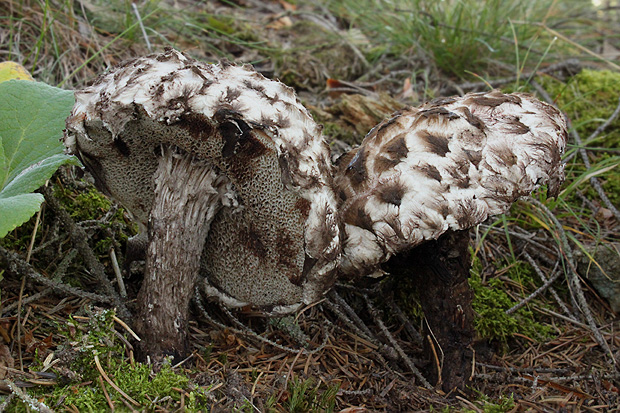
[1,0,619,411]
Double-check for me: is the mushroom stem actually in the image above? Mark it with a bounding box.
[383,230,475,392]
[134,148,225,360]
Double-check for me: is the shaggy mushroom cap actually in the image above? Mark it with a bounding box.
[335,91,567,276]
[64,48,340,312]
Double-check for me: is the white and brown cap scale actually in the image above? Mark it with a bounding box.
[335,91,567,277]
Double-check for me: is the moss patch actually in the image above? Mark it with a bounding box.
[9,308,210,412]
[469,257,554,346]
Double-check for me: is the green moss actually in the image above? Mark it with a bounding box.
[463,393,516,413]
[53,184,136,255]
[469,257,554,345]
[10,308,210,412]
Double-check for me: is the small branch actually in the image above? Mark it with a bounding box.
[327,289,375,339]
[131,2,152,52]
[109,247,126,298]
[3,380,54,413]
[443,59,581,94]
[386,296,424,345]
[98,375,115,410]
[193,289,327,355]
[568,126,620,222]
[0,246,115,305]
[587,97,620,143]
[365,296,432,389]
[524,251,577,321]
[26,204,43,263]
[506,257,561,315]
[1,288,52,316]
[531,84,620,222]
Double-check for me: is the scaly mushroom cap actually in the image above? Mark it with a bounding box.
[64,48,340,312]
[335,91,567,276]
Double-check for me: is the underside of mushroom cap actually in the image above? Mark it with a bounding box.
[335,90,567,277]
[64,48,341,310]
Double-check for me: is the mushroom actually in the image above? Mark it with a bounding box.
[334,91,567,390]
[64,49,340,359]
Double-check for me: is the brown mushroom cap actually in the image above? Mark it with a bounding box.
[64,48,341,311]
[335,91,567,277]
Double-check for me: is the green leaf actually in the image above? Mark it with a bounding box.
[0,80,76,238]
[0,193,45,236]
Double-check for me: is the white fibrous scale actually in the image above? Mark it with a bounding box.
[335,91,567,276]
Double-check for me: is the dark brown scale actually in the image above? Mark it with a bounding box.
[470,93,521,108]
[429,96,457,106]
[243,79,267,95]
[419,131,450,156]
[346,148,368,186]
[153,84,166,98]
[224,87,242,103]
[344,203,374,232]
[504,118,530,134]
[421,164,442,182]
[463,149,482,166]
[189,65,210,81]
[383,134,409,159]
[378,184,405,206]
[493,146,518,167]
[420,107,459,120]
[275,112,290,129]
[461,107,484,130]
[268,93,281,104]
[376,114,402,135]
[373,157,401,174]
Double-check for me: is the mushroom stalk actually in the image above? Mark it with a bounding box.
[383,230,475,392]
[134,148,226,359]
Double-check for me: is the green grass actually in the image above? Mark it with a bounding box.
[322,0,588,79]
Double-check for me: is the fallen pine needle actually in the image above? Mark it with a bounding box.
[113,316,141,342]
[94,353,140,406]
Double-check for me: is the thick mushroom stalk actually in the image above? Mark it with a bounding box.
[64,49,340,359]
[135,150,227,357]
[335,91,567,390]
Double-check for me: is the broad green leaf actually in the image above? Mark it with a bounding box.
[0,193,45,237]
[0,80,76,238]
